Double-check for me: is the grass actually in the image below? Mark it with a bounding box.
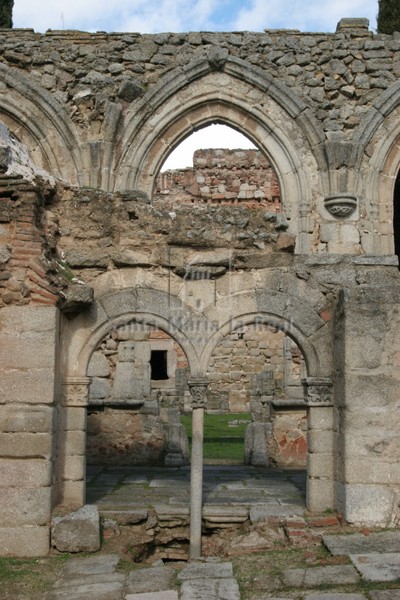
[0,555,69,599]
[180,412,252,463]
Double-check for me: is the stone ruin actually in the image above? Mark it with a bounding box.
[0,17,400,557]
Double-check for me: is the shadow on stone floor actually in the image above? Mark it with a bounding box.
[85,465,306,513]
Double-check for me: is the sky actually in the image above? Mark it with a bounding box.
[13,0,379,36]
[12,0,380,169]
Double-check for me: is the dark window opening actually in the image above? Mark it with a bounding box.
[151,350,169,380]
[394,171,400,267]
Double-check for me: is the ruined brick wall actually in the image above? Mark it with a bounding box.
[0,176,59,307]
[155,149,280,208]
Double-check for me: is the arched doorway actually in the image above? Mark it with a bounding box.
[205,322,307,468]
[85,320,190,468]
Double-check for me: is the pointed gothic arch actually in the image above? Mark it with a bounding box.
[112,56,326,252]
[353,81,400,257]
[0,63,86,185]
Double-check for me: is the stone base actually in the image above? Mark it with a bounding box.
[0,526,50,556]
[335,483,396,526]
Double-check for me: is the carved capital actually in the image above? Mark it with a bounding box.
[302,377,333,407]
[188,378,209,409]
[62,377,91,407]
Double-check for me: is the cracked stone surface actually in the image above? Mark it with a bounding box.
[350,552,400,582]
[323,532,400,556]
[283,565,360,587]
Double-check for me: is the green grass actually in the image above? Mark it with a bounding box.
[0,555,69,599]
[180,412,252,463]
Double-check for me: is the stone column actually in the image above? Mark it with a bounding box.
[58,377,91,505]
[187,378,208,560]
[303,377,334,512]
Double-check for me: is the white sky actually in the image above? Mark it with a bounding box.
[12,0,379,169]
[13,0,378,35]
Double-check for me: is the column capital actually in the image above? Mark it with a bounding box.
[188,378,209,409]
[61,377,91,407]
[302,377,333,407]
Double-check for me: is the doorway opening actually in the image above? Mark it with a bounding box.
[85,321,189,467]
[202,322,307,467]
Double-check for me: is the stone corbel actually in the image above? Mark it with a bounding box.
[302,377,333,407]
[188,378,209,409]
[324,194,357,219]
[61,376,91,407]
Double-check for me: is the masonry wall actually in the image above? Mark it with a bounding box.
[334,284,400,526]
[0,305,59,556]
[0,23,398,142]
[155,149,280,207]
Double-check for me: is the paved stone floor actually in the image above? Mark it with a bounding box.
[86,465,307,517]
[44,468,400,599]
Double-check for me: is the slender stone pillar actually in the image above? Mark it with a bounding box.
[59,377,91,505]
[303,377,334,512]
[187,378,208,560]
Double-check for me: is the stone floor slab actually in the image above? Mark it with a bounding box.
[180,578,240,600]
[86,465,306,514]
[283,565,360,587]
[125,566,176,594]
[125,592,178,600]
[369,590,400,599]
[178,561,233,580]
[60,554,120,577]
[350,552,400,582]
[53,573,125,588]
[323,532,400,555]
[250,505,304,522]
[46,581,124,600]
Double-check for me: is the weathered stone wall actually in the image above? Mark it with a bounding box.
[155,149,280,207]
[334,284,400,526]
[0,305,59,556]
[0,21,398,138]
[48,185,295,280]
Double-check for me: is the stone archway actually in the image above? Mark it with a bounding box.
[58,284,209,506]
[58,275,334,558]
[205,321,307,468]
[201,309,333,515]
[112,56,325,253]
[0,63,86,185]
[394,171,400,263]
[352,81,400,257]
